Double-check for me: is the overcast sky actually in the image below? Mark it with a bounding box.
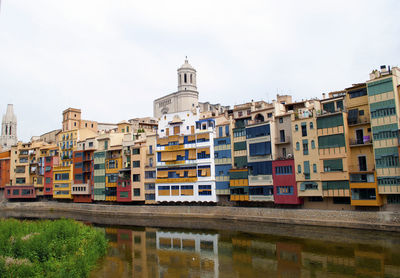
[0,0,399,141]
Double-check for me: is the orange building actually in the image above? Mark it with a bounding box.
[0,150,11,189]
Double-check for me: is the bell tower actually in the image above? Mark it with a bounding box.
[177,57,197,92]
[0,104,17,149]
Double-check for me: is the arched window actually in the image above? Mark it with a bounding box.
[310,122,314,129]
[184,73,187,83]
[296,142,300,150]
[295,124,298,131]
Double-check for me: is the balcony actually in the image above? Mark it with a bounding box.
[349,138,372,147]
[275,136,291,145]
[347,118,370,126]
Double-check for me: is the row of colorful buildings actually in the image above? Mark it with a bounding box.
[1,62,400,210]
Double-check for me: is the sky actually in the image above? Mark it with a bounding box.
[0,0,399,142]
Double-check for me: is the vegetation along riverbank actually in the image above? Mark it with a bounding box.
[0,218,107,278]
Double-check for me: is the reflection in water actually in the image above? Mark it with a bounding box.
[90,226,400,278]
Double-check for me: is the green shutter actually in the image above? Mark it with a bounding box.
[303,161,310,174]
[318,134,346,149]
[229,170,248,180]
[323,159,343,171]
[322,180,349,190]
[234,156,247,168]
[234,141,247,151]
[367,77,393,96]
[317,114,344,129]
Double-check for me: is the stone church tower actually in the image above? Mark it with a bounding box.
[0,104,17,149]
[153,58,199,118]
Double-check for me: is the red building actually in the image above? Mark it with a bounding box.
[0,150,10,190]
[5,185,36,199]
[44,155,59,197]
[117,168,131,202]
[72,149,93,203]
[272,159,302,205]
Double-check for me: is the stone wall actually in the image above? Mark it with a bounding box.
[1,201,400,232]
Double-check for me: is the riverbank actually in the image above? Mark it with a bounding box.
[1,201,400,232]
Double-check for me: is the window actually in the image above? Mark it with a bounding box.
[359,110,364,116]
[219,126,223,137]
[119,192,129,198]
[225,125,230,136]
[301,124,307,137]
[133,188,140,196]
[296,142,300,151]
[275,166,292,175]
[108,160,117,169]
[323,159,343,172]
[279,117,283,123]
[267,113,272,118]
[132,161,140,168]
[246,124,270,138]
[249,142,271,156]
[277,186,293,195]
[45,177,51,184]
[310,122,314,129]
[145,171,156,179]
[313,164,317,173]
[297,165,301,173]
[132,174,140,182]
[311,140,315,149]
[303,140,309,155]
[295,125,298,131]
[199,185,212,196]
[74,174,83,180]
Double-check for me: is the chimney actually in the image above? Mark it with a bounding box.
[322,93,326,99]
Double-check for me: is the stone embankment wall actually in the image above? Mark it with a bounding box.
[1,201,400,232]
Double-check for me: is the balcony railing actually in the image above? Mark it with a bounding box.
[347,118,370,126]
[349,138,372,147]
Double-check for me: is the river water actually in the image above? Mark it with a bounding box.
[1,209,399,277]
[90,224,400,278]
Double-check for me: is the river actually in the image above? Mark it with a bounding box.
[1,209,400,277]
[90,224,400,278]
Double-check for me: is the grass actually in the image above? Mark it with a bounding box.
[0,218,108,278]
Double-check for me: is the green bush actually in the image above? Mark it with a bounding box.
[0,218,107,278]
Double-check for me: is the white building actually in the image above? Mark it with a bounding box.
[155,109,217,202]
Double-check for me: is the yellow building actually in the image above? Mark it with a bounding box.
[317,93,352,209]
[345,83,382,206]
[10,141,49,195]
[56,128,97,199]
[105,146,122,201]
[53,165,73,199]
[291,107,322,205]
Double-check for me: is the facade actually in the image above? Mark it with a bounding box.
[292,106,323,206]
[40,145,58,197]
[72,138,96,203]
[346,83,382,207]
[155,110,217,202]
[272,159,301,205]
[366,66,400,206]
[0,104,17,150]
[214,116,233,198]
[62,108,98,132]
[0,150,10,190]
[316,94,351,209]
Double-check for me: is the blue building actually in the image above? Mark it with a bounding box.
[214,122,232,199]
